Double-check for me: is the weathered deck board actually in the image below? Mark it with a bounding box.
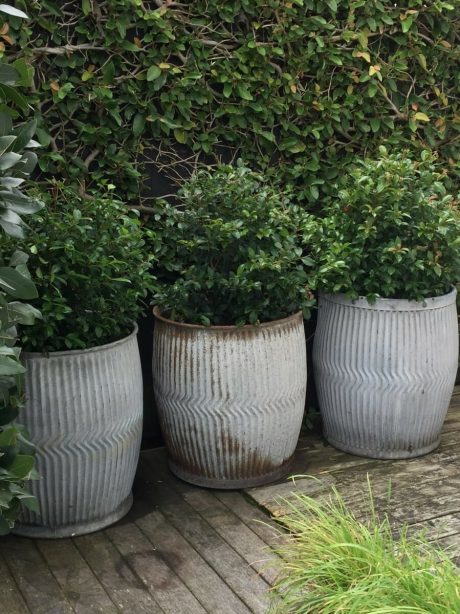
[147,449,280,585]
[134,507,251,614]
[0,537,74,614]
[0,554,30,614]
[214,490,285,549]
[36,538,118,614]
[73,532,164,613]
[1,388,459,614]
[139,456,270,614]
[247,453,460,516]
[180,489,279,585]
[105,521,206,614]
[410,512,460,541]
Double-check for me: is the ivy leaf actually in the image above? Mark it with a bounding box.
[147,65,162,81]
[354,50,371,63]
[236,84,253,101]
[132,113,145,137]
[280,137,306,153]
[12,59,34,88]
[258,131,276,143]
[309,185,319,200]
[109,109,122,127]
[223,83,232,98]
[56,82,74,100]
[325,0,337,11]
[417,54,427,71]
[367,83,378,98]
[414,112,430,122]
[370,118,380,132]
[401,15,413,33]
[174,129,187,144]
[35,128,51,147]
[82,0,92,16]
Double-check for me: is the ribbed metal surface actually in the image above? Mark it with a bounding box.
[14,328,143,538]
[313,291,458,459]
[153,311,307,488]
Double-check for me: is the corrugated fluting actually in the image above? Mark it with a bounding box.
[14,329,143,538]
[153,311,307,488]
[313,291,458,459]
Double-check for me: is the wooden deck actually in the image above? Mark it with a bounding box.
[1,389,460,613]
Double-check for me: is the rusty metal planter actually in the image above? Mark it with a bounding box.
[152,310,307,488]
[13,327,143,538]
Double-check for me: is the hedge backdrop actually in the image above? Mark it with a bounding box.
[4,0,459,208]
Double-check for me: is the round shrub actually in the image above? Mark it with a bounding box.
[151,163,316,325]
[313,148,460,301]
[14,185,154,352]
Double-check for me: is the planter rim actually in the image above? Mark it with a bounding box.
[152,307,303,332]
[22,324,138,359]
[319,287,457,312]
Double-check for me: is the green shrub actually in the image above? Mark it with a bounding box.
[10,0,460,204]
[0,3,42,535]
[272,484,460,613]
[313,148,460,301]
[151,163,316,325]
[10,185,155,352]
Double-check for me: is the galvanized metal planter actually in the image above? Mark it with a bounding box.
[313,290,458,459]
[153,310,307,488]
[14,327,143,538]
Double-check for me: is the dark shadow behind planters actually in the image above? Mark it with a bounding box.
[305,310,320,430]
[137,308,163,447]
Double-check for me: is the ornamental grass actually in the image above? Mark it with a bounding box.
[271,482,460,613]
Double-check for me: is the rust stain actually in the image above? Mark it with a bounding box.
[165,428,282,482]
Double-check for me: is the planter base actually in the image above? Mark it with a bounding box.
[169,457,294,489]
[325,437,440,460]
[13,493,133,539]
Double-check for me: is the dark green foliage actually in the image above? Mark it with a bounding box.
[313,148,460,301]
[0,5,41,535]
[12,185,155,352]
[151,163,316,325]
[9,0,460,204]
